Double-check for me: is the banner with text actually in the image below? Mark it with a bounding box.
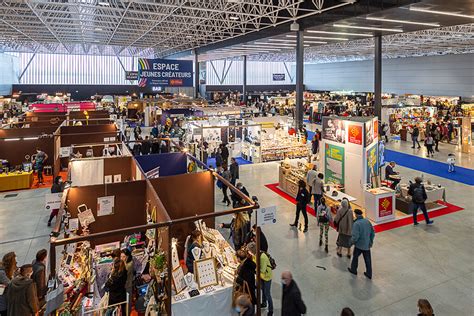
[138,58,193,87]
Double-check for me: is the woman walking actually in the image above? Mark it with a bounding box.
[317,198,332,253]
[425,133,435,158]
[221,212,250,251]
[0,252,17,316]
[290,180,310,233]
[334,199,353,258]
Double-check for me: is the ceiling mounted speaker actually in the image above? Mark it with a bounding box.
[290,22,300,32]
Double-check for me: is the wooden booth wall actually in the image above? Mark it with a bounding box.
[150,171,215,255]
[104,156,133,182]
[67,181,148,246]
[0,126,58,169]
[68,110,111,120]
[59,124,118,171]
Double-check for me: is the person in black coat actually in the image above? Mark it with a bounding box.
[290,180,310,232]
[245,224,268,253]
[281,271,306,316]
[151,138,160,154]
[105,258,128,314]
[235,250,257,305]
[141,136,151,155]
[229,157,239,186]
[221,143,230,166]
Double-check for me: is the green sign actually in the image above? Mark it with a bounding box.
[324,143,345,186]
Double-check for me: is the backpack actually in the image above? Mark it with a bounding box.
[264,252,277,270]
[412,185,426,203]
[318,205,330,224]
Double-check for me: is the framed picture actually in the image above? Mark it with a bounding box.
[171,266,186,294]
[193,257,218,289]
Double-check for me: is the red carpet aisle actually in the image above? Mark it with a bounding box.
[264,183,464,233]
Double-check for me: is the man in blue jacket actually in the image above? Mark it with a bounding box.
[348,209,375,279]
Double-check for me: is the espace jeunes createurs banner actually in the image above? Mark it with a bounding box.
[138,58,193,87]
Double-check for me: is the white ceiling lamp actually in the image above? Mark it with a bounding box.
[306,30,372,37]
[333,23,403,32]
[366,17,440,27]
[97,1,110,6]
[304,44,310,47]
[304,35,348,41]
[286,35,297,38]
[229,16,239,20]
[95,27,103,31]
[409,7,474,19]
[268,39,295,42]
[253,42,296,46]
[304,40,327,44]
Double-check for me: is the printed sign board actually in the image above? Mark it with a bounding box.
[138,58,193,87]
[256,206,277,226]
[125,71,138,80]
[272,73,285,81]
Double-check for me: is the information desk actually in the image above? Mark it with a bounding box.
[0,171,34,191]
[172,284,232,316]
[364,187,396,223]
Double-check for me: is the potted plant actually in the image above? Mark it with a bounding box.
[150,251,167,282]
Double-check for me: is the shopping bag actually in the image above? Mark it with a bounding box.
[77,204,95,227]
[44,278,64,316]
[232,279,251,307]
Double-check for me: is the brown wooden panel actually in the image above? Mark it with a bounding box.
[67,181,148,246]
[150,172,215,255]
[103,156,132,182]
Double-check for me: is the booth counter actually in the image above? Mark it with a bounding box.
[0,171,34,191]
[364,187,396,224]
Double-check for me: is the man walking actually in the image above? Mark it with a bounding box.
[281,271,306,316]
[229,157,239,186]
[348,209,375,280]
[411,126,421,149]
[408,177,434,225]
[6,264,39,316]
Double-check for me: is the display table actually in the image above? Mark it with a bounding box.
[400,184,445,203]
[0,171,34,191]
[324,188,357,203]
[172,285,233,316]
[364,187,396,224]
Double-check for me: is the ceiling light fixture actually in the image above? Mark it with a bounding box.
[304,40,327,44]
[254,42,296,46]
[229,16,239,20]
[286,35,297,38]
[306,30,372,37]
[333,23,403,32]
[409,7,474,19]
[304,35,348,40]
[95,27,103,31]
[268,39,295,42]
[366,17,440,27]
[97,1,110,6]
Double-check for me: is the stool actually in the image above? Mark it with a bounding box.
[44,165,52,176]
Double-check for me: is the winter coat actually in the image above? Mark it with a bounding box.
[6,276,39,316]
[32,260,47,302]
[281,280,306,316]
[236,258,257,304]
[0,268,10,312]
[223,217,250,250]
[105,270,127,305]
[295,187,310,206]
[230,162,239,180]
[334,200,353,236]
[351,215,375,251]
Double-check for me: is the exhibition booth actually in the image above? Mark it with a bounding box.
[48,157,256,316]
[277,115,450,225]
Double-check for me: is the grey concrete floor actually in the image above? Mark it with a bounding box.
[1,149,473,315]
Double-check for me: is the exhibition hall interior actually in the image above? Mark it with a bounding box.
[0,0,473,315]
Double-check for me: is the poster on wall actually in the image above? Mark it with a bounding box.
[365,121,375,147]
[97,196,115,216]
[378,196,393,218]
[324,143,345,185]
[202,128,221,143]
[138,58,193,87]
[348,124,363,145]
[322,117,346,144]
[366,144,378,184]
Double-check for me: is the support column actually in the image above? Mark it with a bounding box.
[295,29,304,129]
[194,50,199,99]
[374,35,382,120]
[242,55,247,105]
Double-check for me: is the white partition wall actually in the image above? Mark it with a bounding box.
[321,116,379,204]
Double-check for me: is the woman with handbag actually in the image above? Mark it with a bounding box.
[317,198,332,253]
[234,250,256,305]
[333,199,354,258]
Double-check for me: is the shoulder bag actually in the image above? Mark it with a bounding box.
[334,209,349,231]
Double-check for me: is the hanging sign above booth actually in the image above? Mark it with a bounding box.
[125,71,138,81]
[138,58,193,87]
[272,73,285,81]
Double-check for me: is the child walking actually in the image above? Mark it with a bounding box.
[447,154,456,173]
